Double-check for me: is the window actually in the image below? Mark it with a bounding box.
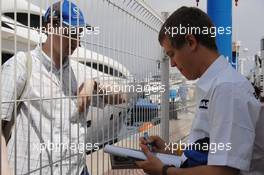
[4,12,41,28]
[2,52,14,64]
[79,61,126,79]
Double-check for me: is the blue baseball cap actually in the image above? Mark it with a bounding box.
[44,0,89,28]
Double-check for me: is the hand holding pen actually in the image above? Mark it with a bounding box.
[143,132,155,152]
[139,133,169,154]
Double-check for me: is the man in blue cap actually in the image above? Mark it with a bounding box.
[42,0,90,63]
[1,1,100,174]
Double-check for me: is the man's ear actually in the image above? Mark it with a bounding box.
[185,34,198,51]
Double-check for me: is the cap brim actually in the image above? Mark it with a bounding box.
[61,22,93,31]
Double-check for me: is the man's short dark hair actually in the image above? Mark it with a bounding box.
[159,6,218,51]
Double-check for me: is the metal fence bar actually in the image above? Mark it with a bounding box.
[39,0,44,174]
[160,12,170,142]
[0,0,2,173]
[13,0,18,173]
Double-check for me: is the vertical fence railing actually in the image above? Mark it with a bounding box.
[0,0,165,174]
[160,12,170,143]
[0,0,2,173]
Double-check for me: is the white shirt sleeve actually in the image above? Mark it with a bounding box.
[208,82,261,171]
[1,52,28,121]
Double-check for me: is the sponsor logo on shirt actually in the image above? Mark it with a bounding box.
[199,99,209,109]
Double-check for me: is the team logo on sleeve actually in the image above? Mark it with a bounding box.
[199,99,209,109]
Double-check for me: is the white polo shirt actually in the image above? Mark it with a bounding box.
[1,46,88,174]
[188,55,264,175]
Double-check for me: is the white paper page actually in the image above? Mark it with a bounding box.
[104,145,182,167]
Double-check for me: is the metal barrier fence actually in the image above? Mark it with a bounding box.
[0,0,166,174]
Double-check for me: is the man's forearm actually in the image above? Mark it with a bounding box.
[167,165,239,175]
[1,133,11,175]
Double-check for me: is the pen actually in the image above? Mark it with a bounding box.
[143,132,155,152]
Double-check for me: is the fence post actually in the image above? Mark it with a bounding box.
[260,37,264,102]
[160,12,170,142]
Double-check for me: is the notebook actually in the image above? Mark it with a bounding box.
[104,145,182,169]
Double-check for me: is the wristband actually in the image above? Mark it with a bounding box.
[162,165,175,175]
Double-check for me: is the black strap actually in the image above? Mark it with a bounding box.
[162,165,175,175]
